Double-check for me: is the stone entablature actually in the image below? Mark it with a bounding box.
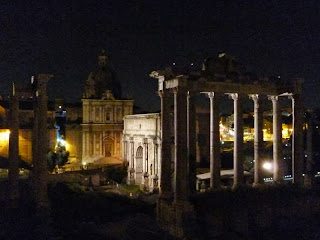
[163,75,301,96]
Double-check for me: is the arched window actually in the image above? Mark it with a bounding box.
[135,146,143,173]
[136,146,143,158]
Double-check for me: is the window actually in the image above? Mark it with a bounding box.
[95,107,100,122]
[106,108,112,122]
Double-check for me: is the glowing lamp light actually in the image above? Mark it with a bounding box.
[0,130,10,141]
[263,162,273,171]
[57,138,66,147]
[82,162,87,170]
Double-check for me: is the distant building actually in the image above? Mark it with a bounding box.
[123,113,161,191]
[0,83,56,164]
[64,50,133,164]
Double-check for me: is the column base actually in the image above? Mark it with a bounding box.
[210,185,221,191]
[232,183,244,190]
[129,179,135,185]
[253,182,263,188]
[272,180,283,186]
[159,192,173,201]
[157,198,196,239]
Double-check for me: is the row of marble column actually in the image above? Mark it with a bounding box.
[159,89,196,201]
[8,75,52,210]
[159,89,304,201]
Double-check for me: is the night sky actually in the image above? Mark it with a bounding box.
[0,1,319,112]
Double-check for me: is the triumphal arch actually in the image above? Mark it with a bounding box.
[151,53,304,237]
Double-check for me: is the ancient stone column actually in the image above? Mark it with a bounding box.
[196,117,201,163]
[130,138,134,167]
[33,74,53,209]
[159,90,172,198]
[32,83,39,194]
[270,95,283,183]
[8,82,20,202]
[153,139,159,190]
[122,139,127,163]
[250,94,264,186]
[187,91,197,193]
[305,111,313,188]
[290,94,304,185]
[129,138,135,185]
[207,92,221,189]
[153,139,158,175]
[230,93,244,188]
[143,138,149,190]
[143,138,149,172]
[173,88,188,201]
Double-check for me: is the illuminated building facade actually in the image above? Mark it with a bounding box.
[0,87,56,164]
[64,51,133,164]
[123,113,161,191]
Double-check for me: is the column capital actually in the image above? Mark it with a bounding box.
[207,92,214,99]
[228,93,239,100]
[202,92,214,99]
[249,94,259,102]
[250,94,262,109]
[288,93,294,100]
[268,95,279,102]
[187,90,197,98]
[202,92,223,99]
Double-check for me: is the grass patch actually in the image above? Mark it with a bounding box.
[121,184,145,195]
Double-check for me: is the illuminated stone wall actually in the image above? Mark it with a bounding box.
[65,125,82,163]
[0,128,56,163]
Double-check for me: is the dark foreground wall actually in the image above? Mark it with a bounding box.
[186,186,320,239]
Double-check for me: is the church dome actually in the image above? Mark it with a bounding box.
[83,50,122,99]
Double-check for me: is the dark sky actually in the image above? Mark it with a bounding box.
[0,0,319,112]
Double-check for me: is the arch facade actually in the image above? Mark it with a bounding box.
[123,113,161,191]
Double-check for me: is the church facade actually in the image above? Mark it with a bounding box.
[81,96,133,164]
[65,51,133,165]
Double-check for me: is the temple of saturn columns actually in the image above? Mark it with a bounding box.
[151,56,304,202]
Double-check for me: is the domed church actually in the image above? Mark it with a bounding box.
[83,50,122,99]
[81,50,133,164]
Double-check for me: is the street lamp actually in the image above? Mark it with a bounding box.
[263,161,273,172]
